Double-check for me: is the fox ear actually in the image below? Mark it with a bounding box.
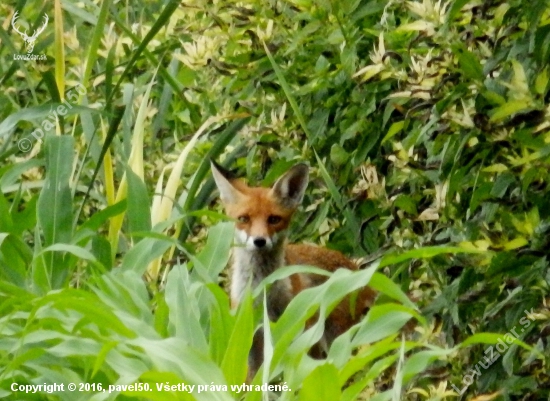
[271,163,309,209]
[210,159,242,204]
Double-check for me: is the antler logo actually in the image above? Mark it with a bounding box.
[11,11,48,54]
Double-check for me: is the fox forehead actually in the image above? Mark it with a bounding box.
[224,184,293,219]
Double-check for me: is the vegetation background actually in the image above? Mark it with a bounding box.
[0,0,549,399]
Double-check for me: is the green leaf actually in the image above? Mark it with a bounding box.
[41,290,137,338]
[382,121,404,144]
[0,233,32,287]
[330,144,349,166]
[447,0,471,22]
[314,152,343,207]
[0,105,99,138]
[402,348,456,382]
[380,246,482,268]
[194,222,234,281]
[352,304,416,346]
[54,0,65,97]
[37,135,75,289]
[453,45,483,81]
[489,100,531,122]
[338,336,401,384]
[221,292,253,388]
[342,356,398,401]
[48,337,102,357]
[78,200,127,233]
[393,194,417,215]
[261,290,274,387]
[481,89,506,106]
[120,236,174,274]
[208,284,234,365]
[154,290,171,338]
[461,332,542,357]
[535,67,548,95]
[11,195,38,236]
[369,273,418,310]
[164,262,208,352]
[392,339,406,400]
[490,172,515,198]
[82,0,111,85]
[128,337,230,399]
[83,235,111,271]
[126,167,152,237]
[0,192,13,232]
[37,136,74,246]
[0,159,43,191]
[91,341,118,378]
[39,243,102,270]
[299,363,341,401]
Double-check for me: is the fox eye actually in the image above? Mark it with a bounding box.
[237,215,250,223]
[267,215,282,225]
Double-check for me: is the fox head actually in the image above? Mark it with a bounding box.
[211,160,309,251]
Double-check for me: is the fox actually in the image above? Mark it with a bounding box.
[210,160,377,378]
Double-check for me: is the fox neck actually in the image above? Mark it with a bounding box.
[230,238,286,306]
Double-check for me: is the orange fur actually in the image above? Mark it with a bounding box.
[286,244,377,342]
[225,182,295,243]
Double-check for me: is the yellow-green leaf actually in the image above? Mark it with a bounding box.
[482,164,508,173]
[535,67,548,95]
[490,100,530,122]
[503,237,528,250]
[382,121,405,144]
[299,364,341,401]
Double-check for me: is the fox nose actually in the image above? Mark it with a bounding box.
[253,237,267,248]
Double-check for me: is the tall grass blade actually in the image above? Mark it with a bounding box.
[221,292,253,388]
[391,338,406,401]
[74,106,124,227]
[126,167,152,238]
[36,136,74,290]
[83,0,111,85]
[108,74,156,257]
[53,0,65,99]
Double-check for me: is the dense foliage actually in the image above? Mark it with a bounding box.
[0,0,549,400]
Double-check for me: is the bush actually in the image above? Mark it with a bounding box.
[0,0,549,399]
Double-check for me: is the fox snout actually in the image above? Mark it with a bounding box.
[236,229,274,251]
[252,237,267,248]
